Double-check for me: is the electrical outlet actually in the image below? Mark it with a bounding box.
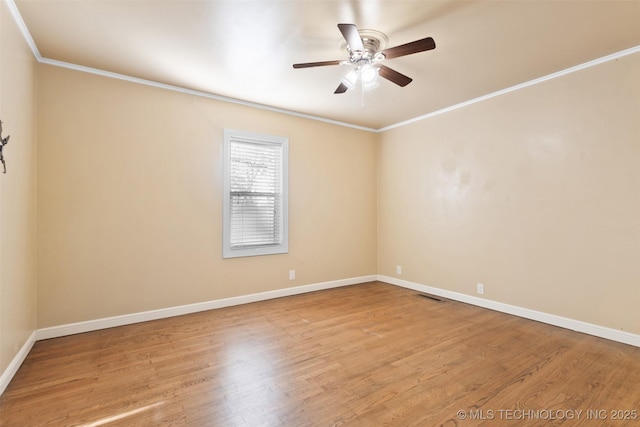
[477,283,484,295]
[289,270,296,280]
[396,265,402,275]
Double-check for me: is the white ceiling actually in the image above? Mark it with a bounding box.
[13,0,640,130]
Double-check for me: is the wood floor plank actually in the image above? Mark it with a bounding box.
[1,282,638,426]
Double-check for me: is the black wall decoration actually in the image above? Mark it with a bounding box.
[0,120,9,174]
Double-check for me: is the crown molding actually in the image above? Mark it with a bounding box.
[377,44,640,132]
[5,0,41,59]
[38,57,377,133]
[6,0,640,133]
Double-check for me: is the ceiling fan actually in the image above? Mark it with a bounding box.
[293,23,436,94]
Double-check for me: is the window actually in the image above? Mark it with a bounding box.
[223,129,288,258]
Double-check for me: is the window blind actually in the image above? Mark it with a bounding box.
[222,129,288,258]
[229,140,283,248]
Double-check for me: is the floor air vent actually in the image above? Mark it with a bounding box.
[417,293,444,302]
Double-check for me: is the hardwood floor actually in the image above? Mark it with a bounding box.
[1,282,638,426]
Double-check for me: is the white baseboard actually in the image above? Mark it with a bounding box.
[2,274,637,399]
[35,275,377,340]
[0,331,36,396]
[378,275,640,348]
[3,275,372,398]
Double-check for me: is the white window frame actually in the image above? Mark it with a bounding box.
[222,129,289,258]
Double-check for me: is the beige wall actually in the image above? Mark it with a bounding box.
[378,52,640,334]
[3,7,637,353]
[36,65,377,327]
[0,2,38,376]
[35,52,640,335]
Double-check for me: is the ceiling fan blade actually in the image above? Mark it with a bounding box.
[334,83,348,94]
[338,23,364,52]
[379,65,413,87]
[293,60,342,69]
[381,37,435,60]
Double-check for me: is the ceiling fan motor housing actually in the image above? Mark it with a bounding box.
[344,29,388,64]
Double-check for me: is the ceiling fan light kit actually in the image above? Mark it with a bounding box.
[341,64,379,91]
[293,23,436,95]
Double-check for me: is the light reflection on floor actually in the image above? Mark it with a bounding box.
[218,335,285,425]
[79,401,165,426]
